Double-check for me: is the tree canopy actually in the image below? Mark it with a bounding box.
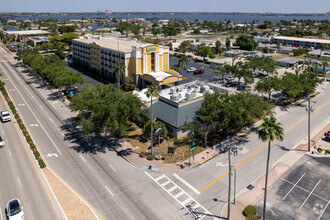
[235,35,258,51]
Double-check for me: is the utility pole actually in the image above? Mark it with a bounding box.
[227,139,233,220]
[305,95,314,152]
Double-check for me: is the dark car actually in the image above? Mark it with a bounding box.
[237,85,246,91]
[225,82,238,87]
[324,131,330,141]
[193,69,205,75]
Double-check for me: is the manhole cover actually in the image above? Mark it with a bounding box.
[247,184,254,190]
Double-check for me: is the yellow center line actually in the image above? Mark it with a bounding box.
[0,92,62,219]
[200,99,330,193]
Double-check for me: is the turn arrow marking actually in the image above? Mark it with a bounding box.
[47,153,59,158]
[216,162,228,167]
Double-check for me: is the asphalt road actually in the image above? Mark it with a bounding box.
[0,94,62,220]
[1,46,329,219]
[0,50,193,219]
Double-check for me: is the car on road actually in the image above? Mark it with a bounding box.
[187,67,197,73]
[324,131,330,141]
[6,198,24,220]
[326,78,330,82]
[0,136,4,148]
[193,69,205,75]
[0,110,11,122]
[226,75,234,81]
[237,85,246,91]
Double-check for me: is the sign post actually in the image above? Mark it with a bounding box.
[189,136,195,167]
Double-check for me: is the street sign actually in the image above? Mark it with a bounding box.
[155,128,163,137]
[190,147,195,151]
[168,141,174,147]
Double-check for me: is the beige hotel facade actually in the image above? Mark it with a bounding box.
[72,36,183,87]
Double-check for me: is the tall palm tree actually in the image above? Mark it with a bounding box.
[178,54,191,70]
[110,62,126,88]
[321,61,329,77]
[258,116,284,220]
[145,84,159,156]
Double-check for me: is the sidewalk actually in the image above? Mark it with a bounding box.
[222,122,330,219]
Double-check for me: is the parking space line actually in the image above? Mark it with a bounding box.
[108,163,117,172]
[80,155,86,163]
[282,173,306,200]
[299,179,321,209]
[173,173,200,195]
[318,200,330,220]
[8,149,12,157]
[17,177,22,187]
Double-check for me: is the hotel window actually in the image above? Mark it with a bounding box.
[151,53,155,72]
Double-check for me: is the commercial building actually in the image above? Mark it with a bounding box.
[151,81,230,138]
[72,36,183,88]
[272,36,330,49]
[308,49,330,61]
[4,30,50,42]
[276,57,302,67]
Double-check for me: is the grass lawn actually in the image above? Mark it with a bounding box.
[124,124,206,163]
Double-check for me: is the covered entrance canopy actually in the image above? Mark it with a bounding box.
[142,69,184,86]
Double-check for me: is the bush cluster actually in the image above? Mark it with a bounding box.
[243,205,257,217]
[0,80,46,169]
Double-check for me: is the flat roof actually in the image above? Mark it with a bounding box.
[4,30,49,35]
[276,57,302,64]
[73,37,154,53]
[274,36,330,44]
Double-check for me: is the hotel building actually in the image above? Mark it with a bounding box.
[72,36,183,88]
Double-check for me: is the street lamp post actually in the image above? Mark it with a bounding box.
[305,95,314,152]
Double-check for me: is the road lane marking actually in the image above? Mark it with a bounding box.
[8,149,12,157]
[173,173,200,195]
[108,163,117,172]
[49,118,54,123]
[80,155,86,163]
[299,179,321,209]
[1,129,4,135]
[0,92,63,220]
[39,105,43,110]
[0,68,62,155]
[17,177,22,187]
[318,200,330,220]
[283,173,306,200]
[200,99,330,193]
[105,186,114,196]
[0,206,3,220]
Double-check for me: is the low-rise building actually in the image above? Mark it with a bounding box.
[4,30,50,42]
[27,37,48,46]
[276,57,302,67]
[308,49,330,61]
[273,36,330,49]
[224,49,250,57]
[72,35,183,88]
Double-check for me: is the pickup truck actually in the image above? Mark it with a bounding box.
[193,69,205,75]
[0,111,11,122]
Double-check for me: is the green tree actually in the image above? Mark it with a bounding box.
[235,35,258,51]
[225,37,231,50]
[215,40,222,54]
[255,76,280,100]
[258,116,284,220]
[321,61,329,77]
[178,54,191,70]
[145,84,159,156]
[232,62,254,85]
[110,62,126,88]
[178,40,191,53]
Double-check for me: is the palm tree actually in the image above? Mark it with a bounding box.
[258,116,284,220]
[178,54,191,70]
[110,62,126,88]
[145,84,159,156]
[321,61,329,77]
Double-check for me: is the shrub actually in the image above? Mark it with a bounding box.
[147,155,154,160]
[243,205,257,217]
[39,159,46,169]
[139,152,145,158]
[26,136,32,143]
[30,144,36,150]
[33,151,40,160]
[14,113,19,119]
[326,149,330,154]
[317,148,324,153]
[246,215,259,220]
[162,156,165,160]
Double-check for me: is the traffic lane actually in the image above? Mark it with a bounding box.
[0,99,60,220]
[3,60,147,218]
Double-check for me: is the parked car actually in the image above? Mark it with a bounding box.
[187,55,194,58]
[194,69,205,75]
[253,72,259,77]
[226,75,234,81]
[0,136,4,148]
[187,67,197,73]
[194,53,199,56]
[325,78,330,82]
[0,110,11,122]
[237,85,246,91]
[225,82,238,87]
[6,198,24,220]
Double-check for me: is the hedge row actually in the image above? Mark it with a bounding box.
[0,79,46,168]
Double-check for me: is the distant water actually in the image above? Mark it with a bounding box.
[7,14,330,23]
[0,25,20,31]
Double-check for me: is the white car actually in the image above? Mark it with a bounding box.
[0,136,4,148]
[0,110,11,122]
[7,198,24,220]
[226,75,234,81]
[187,67,197,73]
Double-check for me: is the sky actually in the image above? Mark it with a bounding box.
[1,0,329,13]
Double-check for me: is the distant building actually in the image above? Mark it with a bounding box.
[4,30,50,42]
[272,36,330,49]
[28,37,48,46]
[308,49,330,61]
[72,36,183,88]
[105,10,112,15]
[224,49,250,57]
[276,57,302,67]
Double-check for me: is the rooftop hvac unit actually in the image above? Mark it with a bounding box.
[200,86,206,93]
[169,87,178,94]
[185,92,196,100]
[170,93,180,101]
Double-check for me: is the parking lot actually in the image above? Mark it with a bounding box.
[256,155,330,220]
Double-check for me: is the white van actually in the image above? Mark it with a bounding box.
[0,110,11,122]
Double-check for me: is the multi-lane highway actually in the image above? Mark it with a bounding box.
[1,45,329,219]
